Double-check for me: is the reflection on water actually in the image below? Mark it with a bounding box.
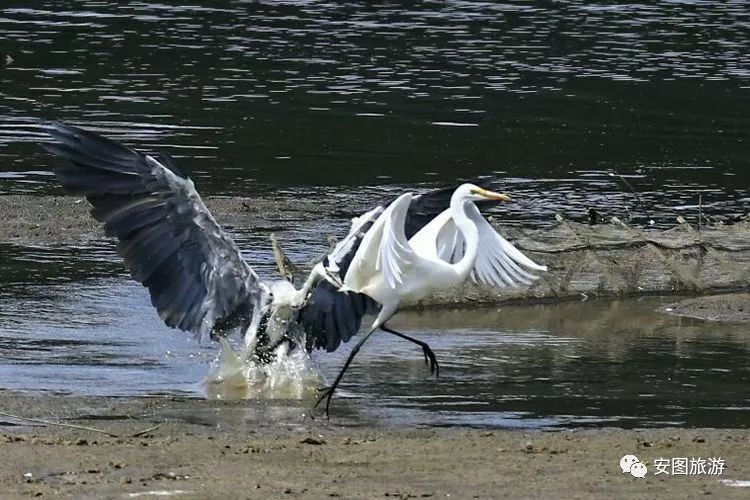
[1,243,747,429]
[0,1,748,226]
[349,302,750,428]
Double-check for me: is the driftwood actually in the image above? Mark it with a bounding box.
[0,410,162,438]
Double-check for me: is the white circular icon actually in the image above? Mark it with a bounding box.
[630,462,648,478]
[620,454,647,478]
[620,454,640,473]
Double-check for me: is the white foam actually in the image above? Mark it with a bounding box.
[204,339,322,400]
[720,479,750,487]
[127,491,193,498]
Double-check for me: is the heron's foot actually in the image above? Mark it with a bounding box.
[420,344,440,377]
[320,266,344,289]
[313,385,336,418]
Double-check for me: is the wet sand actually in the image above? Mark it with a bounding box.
[0,391,748,499]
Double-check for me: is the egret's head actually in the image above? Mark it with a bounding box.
[455,183,511,203]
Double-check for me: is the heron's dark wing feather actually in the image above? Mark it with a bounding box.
[44,123,267,337]
[301,281,377,353]
[403,185,502,239]
[402,186,454,240]
[299,210,381,353]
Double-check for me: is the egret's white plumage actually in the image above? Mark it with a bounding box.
[343,183,547,329]
[307,183,547,414]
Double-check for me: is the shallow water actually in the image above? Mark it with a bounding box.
[0,1,748,429]
[0,1,748,226]
[1,242,748,429]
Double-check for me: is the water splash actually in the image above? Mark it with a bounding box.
[204,339,323,401]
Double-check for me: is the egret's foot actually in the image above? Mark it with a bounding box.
[381,326,441,378]
[420,344,440,377]
[311,327,377,419]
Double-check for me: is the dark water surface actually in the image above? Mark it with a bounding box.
[0,1,748,226]
[1,242,748,429]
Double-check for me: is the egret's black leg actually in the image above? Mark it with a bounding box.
[314,328,377,417]
[381,325,439,377]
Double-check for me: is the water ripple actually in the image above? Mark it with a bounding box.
[0,1,747,218]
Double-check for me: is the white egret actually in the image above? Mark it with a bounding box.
[314,184,547,413]
[42,123,546,416]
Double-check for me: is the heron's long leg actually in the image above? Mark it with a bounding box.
[381,325,440,377]
[314,327,377,417]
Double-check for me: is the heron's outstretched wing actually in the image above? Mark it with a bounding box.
[43,122,268,337]
[402,186,455,240]
[466,204,546,287]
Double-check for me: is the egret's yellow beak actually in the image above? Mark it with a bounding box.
[473,187,511,202]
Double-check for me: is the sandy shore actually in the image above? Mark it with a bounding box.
[0,392,748,499]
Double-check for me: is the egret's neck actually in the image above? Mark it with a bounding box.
[450,196,479,278]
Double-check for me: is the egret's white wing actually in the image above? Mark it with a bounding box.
[435,217,466,263]
[324,206,384,278]
[44,123,269,337]
[344,192,415,291]
[377,193,415,288]
[466,204,547,287]
[402,185,505,240]
[408,209,466,264]
[303,185,499,353]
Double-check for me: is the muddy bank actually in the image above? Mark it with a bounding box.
[2,195,749,306]
[0,194,341,247]
[0,391,748,499]
[664,293,750,323]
